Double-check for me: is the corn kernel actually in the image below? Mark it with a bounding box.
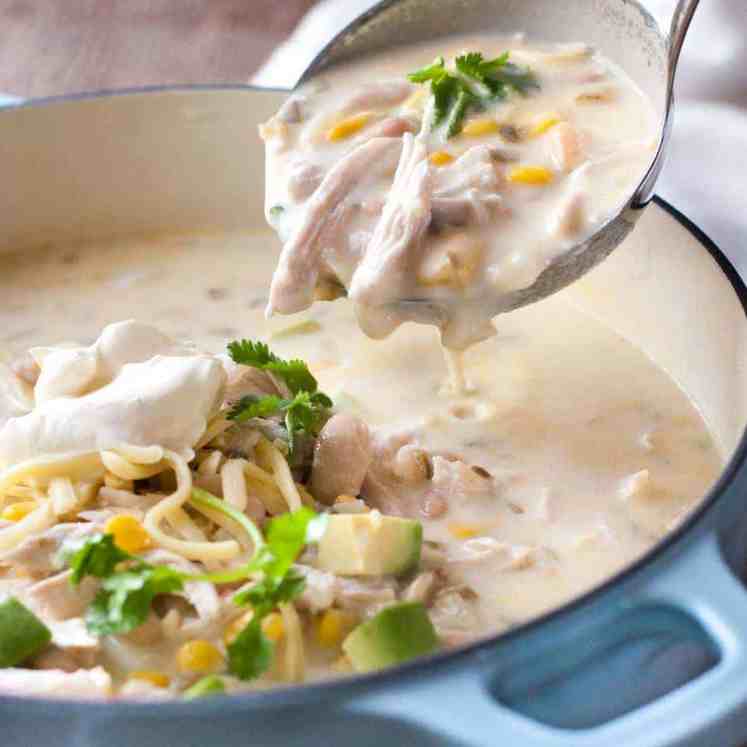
[507,166,554,185]
[262,612,285,642]
[326,112,373,142]
[448,523,481,539]
[530,116,561,137]
[462,118,500,137]
[429,150,455,166]
[128,671,170,689]
[317,609,354,648]
[223,611,253,646]
[176,640,224,675]
[104,514,151,554]
[1,501,37,522]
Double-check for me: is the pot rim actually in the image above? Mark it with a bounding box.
[0,86,746,717]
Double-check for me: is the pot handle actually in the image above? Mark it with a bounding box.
[350,533,747,747]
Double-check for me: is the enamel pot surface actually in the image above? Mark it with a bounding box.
[1,87,747,747]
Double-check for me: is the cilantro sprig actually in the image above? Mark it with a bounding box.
[408,51,538,138]
[227,339,318,395]
[67,491,326,679]
[226,339,333,455]
[67,535,185,636]
[227,509,323,679]
[86,564,184,636]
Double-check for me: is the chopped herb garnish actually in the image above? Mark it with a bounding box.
[67,534,185,635]
[85,564,184,636]
[227,394,286,423]
[227,616,274,681]
[226,339,333,455]
[227,507,326,679]
[408,50,538,138]
[67,494,324,680]
[68,533,130,585]
[235,508,324,607]
[455,51,538,97]
[227,339,318,395]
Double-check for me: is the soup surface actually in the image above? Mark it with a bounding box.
[262,34,658,348]
[0,230,721,698]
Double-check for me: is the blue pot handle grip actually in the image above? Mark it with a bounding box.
[351,532,747,746]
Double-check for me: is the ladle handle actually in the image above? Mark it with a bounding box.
[667,0,700,99]
[632,0,699,206]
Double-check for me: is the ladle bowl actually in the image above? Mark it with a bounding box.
[299,0,699,315]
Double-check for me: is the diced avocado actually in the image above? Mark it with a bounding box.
[342,601,439,672]
[0,597,52,667]
[184,675,226,699]
[317,512,421,576]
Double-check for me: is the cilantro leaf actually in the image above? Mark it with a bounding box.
[227,339,318,395]
[227,616,274,680]
[264,507,327,583]
[227,390,332,457]
[455,51,509,80]
[408,50,538,138]
[445,86,478,138]
[227,394,285,423]
[227,339,277,367]
[456,51,538,98]
[407,56,446,84]
[283,392,318,454]
[67,533,131,585]
[69,534,185,636]
[85,565,183,635]
[228,508,326,678]
[226,338,333,456]
[233,569,306,613]
[233,508,324,608]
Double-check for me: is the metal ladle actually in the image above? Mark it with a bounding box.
[298,0,699,317]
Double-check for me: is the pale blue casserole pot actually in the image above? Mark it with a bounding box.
[2,2,747,743]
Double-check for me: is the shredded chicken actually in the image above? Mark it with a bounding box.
[25,571,98,621]
[287,160,325,202]
[268,137,403,316]
[338,80,414,116]
[352,115,418,144]
[32,618,100,672]
[349,133,432,309]
[140,550,222,639]
[0,522,100,573]
[293,565,397,618]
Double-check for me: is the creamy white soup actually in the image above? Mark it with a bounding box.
[262,35,658,348]
[0,230,721,699]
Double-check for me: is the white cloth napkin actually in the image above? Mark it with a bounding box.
[253,0,747,272]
